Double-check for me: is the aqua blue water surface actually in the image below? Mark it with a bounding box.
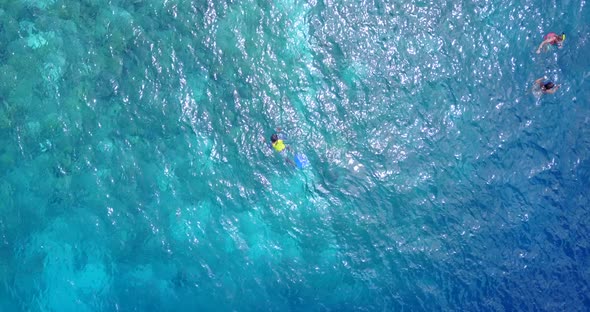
[1,0,589,310]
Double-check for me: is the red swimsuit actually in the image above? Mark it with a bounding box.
[544,32,559,45]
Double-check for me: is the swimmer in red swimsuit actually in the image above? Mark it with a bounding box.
[536,32,565,54]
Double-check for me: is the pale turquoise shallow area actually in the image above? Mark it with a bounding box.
[0,0,589,311]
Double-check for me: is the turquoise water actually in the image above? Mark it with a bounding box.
[1,0,589,310]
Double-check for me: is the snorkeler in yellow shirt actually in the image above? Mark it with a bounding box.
[263,128,295,165]
[270,133,287,152]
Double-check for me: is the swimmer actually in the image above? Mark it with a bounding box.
[262,128,295,165]
[536,32,565,54]
[533,77,560,94]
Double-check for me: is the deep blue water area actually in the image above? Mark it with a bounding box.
[1,0,589,310]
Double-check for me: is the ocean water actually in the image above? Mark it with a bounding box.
[1,0,589,310]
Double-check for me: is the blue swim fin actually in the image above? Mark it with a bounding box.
[294,153,309,169]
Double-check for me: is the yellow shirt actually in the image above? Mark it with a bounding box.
[272,139,286,152]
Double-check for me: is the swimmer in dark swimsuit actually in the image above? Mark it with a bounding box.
[534,77,560,94]
[536,32,565,54]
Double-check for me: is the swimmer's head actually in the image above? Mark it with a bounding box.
[543,82,555,90]
[271,134,279,143]
[560,33,566,41]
